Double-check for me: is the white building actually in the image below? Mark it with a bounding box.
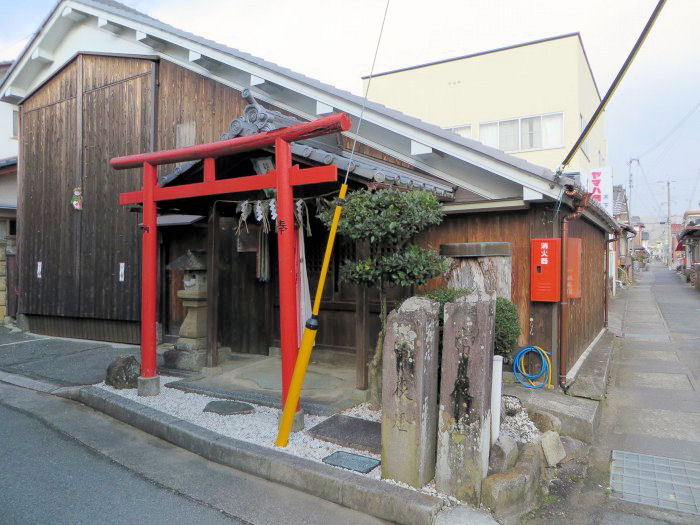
[0,61,19,159]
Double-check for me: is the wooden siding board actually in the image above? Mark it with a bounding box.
[20,55,152,326]
[22,61,77,112]
[565,216,605,370]
[79,72,150,320]
[82,55,152,93]
[19,97,80,317]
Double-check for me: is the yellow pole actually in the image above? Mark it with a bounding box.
[276,184,348,447]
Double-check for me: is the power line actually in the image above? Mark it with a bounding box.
[636,99,700,159]
[344,0,391,185]
[636,161,664,217]
[558,0,667,171]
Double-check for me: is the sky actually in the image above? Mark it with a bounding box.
[1,0,698,219]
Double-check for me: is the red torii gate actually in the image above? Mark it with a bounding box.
[111,113,352,403]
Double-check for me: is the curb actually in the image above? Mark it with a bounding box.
[58,385,445,525]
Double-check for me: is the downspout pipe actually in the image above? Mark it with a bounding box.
[604,234,619,328]
[559,188,592,389]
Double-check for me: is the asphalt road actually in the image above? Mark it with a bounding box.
[0,404,242,525]
[0,382,382,525]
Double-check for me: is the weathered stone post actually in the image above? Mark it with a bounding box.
[436,290,496,504]
[381,296,440,488]
[441,242,511,299]
[163,250,208,371]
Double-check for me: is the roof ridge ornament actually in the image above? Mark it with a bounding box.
[223,89,299,140]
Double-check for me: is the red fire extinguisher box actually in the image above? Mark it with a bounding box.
[531,238,561,302]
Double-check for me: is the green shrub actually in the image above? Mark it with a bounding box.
[495,297,521,362]
[422,288,470,309]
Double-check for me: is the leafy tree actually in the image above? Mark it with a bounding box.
[318,188,447,404]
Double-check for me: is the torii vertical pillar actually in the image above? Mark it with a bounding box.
[275,138,300,416]
[138,162,160,396]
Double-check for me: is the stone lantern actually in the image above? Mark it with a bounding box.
[163,250,208,371]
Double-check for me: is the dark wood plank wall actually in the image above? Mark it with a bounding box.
[22,61,77,112]
[19,54,155,341]
[216,217,271,354]
[156,60,246,159]
[20,63,79,316]
[566,216,606,370]
[79,55,153,320]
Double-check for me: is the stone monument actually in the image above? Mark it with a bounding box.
[435,290,496,504]
[381,296,440,488]
[163,250,208,371]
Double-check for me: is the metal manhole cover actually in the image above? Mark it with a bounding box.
[610,450,700,515]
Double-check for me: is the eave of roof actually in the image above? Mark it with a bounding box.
[0,0,567,200]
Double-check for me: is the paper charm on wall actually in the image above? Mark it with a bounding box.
[71,187,83,210]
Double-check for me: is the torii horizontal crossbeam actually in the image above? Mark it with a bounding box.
[119,165,337,205]
[110,113,352,170]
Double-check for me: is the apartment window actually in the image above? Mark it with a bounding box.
[479,122,498,148]
[521,116,542,150]
[542,113,563,148]
[448,124,471,138]
[499,119,519,152]
[479,113,563,152]
[11,110,19,139]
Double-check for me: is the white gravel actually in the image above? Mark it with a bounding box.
[500,395,541,443]
[340,402,382,422]
[96,376,460,502]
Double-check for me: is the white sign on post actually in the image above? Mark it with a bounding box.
[584,167,613,216]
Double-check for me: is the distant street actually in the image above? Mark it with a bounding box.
[0,383,382,525]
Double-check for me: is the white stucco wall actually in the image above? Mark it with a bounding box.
[0,100,18,160]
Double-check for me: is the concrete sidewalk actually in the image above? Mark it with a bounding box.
[524,263,699,525]
[596,264,700,464]
[0,328,143,386]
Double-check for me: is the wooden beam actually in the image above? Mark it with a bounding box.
[62,6,86,22]
[410,140,432,156]
[30,48,53,65]
[250,74,265,87]
[136,31,166,51]
[315,101,333,115]
[98,18,123,34]
[523,187,544,201]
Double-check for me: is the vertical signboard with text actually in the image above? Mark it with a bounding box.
[584,167,613,216]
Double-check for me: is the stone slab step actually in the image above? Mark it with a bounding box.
[567,331,614,401]
[503,384,600,443]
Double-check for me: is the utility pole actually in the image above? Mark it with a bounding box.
[667,180,672,267]
[658,179,677,267]
[628,158,639,225]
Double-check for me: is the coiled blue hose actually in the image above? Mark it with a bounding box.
[513,345,551,389]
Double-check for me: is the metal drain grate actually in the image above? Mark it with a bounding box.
[610,450,700,515]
